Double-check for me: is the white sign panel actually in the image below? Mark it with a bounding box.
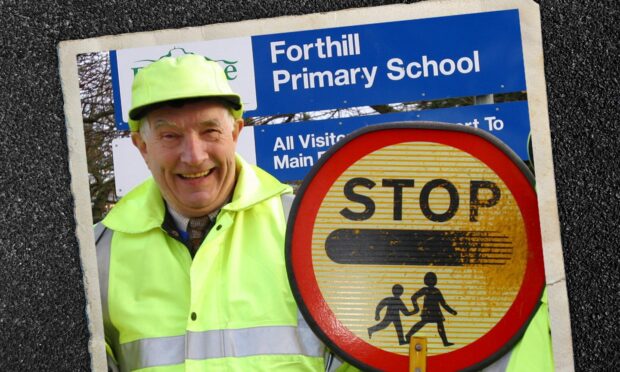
[114,37,256,127]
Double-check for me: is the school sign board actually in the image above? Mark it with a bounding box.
[109,8,532,192]
[287,123,545,371]
[111,11,524,128]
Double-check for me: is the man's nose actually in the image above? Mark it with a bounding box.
[180,134,208,165]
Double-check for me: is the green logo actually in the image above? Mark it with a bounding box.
[131,47,239,80]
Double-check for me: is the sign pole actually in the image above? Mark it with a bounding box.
[409,337,427,372]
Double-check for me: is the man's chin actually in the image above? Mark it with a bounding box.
[174,197,222,217]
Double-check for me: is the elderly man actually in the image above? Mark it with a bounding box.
[95,55,348,371]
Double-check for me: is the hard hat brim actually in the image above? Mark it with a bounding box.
[128,95,243,132]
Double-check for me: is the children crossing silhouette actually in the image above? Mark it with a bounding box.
[367,284,415,345]
[405,271,457,346]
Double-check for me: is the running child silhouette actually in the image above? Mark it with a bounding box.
[405,271,457,346]
[367,284,415,345]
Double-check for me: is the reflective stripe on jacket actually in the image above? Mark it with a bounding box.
[97,155,325,371]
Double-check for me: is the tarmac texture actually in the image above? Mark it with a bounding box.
[0,0,617,370]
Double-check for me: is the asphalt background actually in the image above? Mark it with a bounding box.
[0,0,617,370]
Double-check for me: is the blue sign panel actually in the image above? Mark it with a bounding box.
[254,101,530,182]
[248,10,525,116]
[111,10,526,130]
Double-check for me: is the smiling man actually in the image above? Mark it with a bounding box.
[133,100,241,220]
[94,55,350,372]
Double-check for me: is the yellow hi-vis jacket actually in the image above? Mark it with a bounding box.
[96,156,325,371]
[482,289,554,372]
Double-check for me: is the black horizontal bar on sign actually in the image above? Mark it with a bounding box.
[324,229,513,266]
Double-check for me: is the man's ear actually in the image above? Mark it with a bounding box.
[131,132,148,159]
[232,118,244,143]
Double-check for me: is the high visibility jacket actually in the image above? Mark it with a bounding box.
[97,156,325,371]
[482,289,554,372]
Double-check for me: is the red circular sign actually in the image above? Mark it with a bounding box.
[286,123,544,371]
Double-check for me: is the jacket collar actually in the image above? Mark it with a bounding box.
[103,154,290,234]
[224,155,290,212]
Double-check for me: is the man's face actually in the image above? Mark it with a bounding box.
[132,100,244,218]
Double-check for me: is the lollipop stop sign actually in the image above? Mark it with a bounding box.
[286,122,545,372]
